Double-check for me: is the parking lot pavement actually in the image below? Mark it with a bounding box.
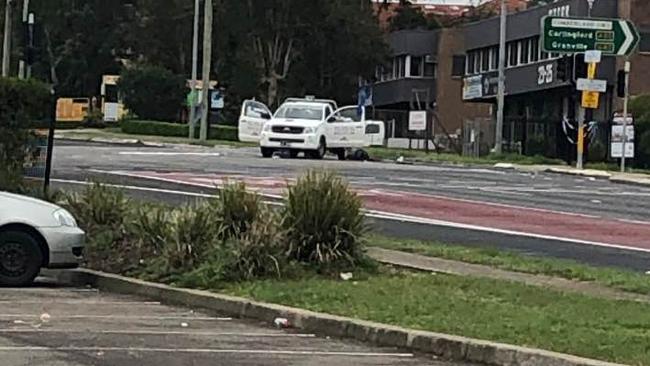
[0,277,464,366]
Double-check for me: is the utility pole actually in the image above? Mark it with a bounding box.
[577,0,596,170]
[188,0,200,140]
[620,59,631,172]
[494,0,507,154]
[17,0,27,79]
[199,0,213,142]
[2,0,14,77]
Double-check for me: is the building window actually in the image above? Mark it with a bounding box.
[540,50,549,60]
[393,55,407,78]
[424,61,436,78]
[466,51,476,74]
[520,39,529,65]
[410,56,423,77]
[508,42,518,67]
[481,48,490,72]
[530,37,539,62]
[490,47,498,70]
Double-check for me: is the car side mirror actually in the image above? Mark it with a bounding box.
[261,112,271,120]
[327,116,337,123]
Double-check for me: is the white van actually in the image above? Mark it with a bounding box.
[238,97,384,159]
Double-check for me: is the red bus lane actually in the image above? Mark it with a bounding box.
[361,190,650,250]
[101,170,650,251]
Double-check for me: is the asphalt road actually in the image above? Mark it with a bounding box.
[0,275,458,366]
[49,140,650,270]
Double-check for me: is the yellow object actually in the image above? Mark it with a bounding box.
[577,125,585,155]
[56,98,90,122]
[581,91,599,109]
[587,63,597,79]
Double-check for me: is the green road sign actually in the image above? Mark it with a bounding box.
[542,16,640,56]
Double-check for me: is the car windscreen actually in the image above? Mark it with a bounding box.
[274,105,323,120]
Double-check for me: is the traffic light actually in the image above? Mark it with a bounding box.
[556,56,571,82]
[573,53,587,82]
[617,70,626,98]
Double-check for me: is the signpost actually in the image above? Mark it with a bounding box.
[611,115,634,159]
[542,16,640,56]
[576,78,607,93]
[408,111,427,132]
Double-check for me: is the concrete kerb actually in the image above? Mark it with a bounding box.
[52,268,625,366]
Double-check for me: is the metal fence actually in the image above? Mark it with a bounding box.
[23,133,48,179]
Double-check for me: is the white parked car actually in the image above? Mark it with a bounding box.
[238,97,385,159]
[0,192,84,286]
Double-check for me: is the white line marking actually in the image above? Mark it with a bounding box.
[58,175,650,254]
[0,347,414,357]
[118,152,222,157]
[0,301,161,305]
[365,210,650,254]
[0,329,316,337]
[51,179,214,199]
[87,169,285,199]
[618,218,650,226]
[0,315,232,321]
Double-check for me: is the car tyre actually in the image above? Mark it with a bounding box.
[308,138,326,160]
[0,230,43,287]
[261,147,274,158]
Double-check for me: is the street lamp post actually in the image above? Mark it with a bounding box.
[188,0,200,140]
[2,0,14,77]
[494,0,507,154]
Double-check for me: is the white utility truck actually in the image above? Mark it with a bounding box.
[238,97,384,159]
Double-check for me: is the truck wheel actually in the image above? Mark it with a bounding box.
[0,230,43,287]
[261,147,274,158]
[308,138,326,160]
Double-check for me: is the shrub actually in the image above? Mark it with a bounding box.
[221,207,287,281]
[588,140,607,163]
[158,203,224,274]
[121,119,238,141]
[214,182,262,238]
[118,65,185,122]
[59,184,144,273]
[0,78,50,192]
[630,94,650,122]
[283,171,366,270]
[61,183,130,231]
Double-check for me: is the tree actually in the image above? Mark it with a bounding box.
[127,0,195,76]
[389,0,439,31]
[30,1,132,96]
[118,64,186,122]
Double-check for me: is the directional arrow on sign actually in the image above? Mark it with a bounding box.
[542,16,641,56]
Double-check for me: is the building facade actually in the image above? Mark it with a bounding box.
[461,0,650,160]
[371,28,491,148]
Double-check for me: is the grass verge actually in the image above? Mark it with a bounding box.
[55,128,255,148]
[225,267,650,365]
[366,147,565,166]
[369,235,650,295]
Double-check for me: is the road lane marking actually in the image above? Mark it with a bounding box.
[0,315,232,321]
[51,179,215,199]
[365,210,650,254]
[118,152,223,157]
[0,301,161,305]
[0,329,316,337]
[0,347,414,357]
[53,178,650,254]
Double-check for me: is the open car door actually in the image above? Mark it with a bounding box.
[238,100,272,143]
[325,106,366,148]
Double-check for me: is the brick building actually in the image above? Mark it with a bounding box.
[460,0,650,160]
